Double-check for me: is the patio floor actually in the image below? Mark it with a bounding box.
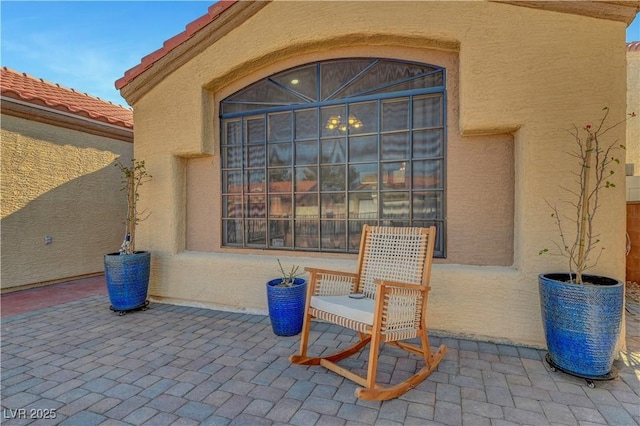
[1,276,639,425]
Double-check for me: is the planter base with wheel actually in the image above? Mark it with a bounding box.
[110,300,150,316]
[545,353,618,388]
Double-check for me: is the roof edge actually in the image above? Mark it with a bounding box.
[493,1,640,25]
[115,1,239,91]
[2,96,133,143]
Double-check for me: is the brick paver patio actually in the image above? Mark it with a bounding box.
[1,278,638,425]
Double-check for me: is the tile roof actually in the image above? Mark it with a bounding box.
[115,1,237,91]
[1,67,133,129]
[629,41,640,52]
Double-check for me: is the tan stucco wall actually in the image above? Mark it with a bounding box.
[628,47,640,175]
[1,114,133,289]
[128,1,628,347]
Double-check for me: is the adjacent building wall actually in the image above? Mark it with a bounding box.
[1,114,133,290]
[627,42,640,177]
[128,1,628,347]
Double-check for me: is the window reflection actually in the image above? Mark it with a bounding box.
[221,59,446,255]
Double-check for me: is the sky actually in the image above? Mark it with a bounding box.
[2,1,640,108]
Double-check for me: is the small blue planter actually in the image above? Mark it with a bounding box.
[266,278,307,336]
[104,251,151,313]
[538,273,623,378]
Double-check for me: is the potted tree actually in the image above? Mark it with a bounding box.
[266,260,307,336]
[539,107,635,386]
[104,159,152,315]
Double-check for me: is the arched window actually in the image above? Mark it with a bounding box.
[220,58,446,256]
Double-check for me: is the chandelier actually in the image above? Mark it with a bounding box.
[325,115,363,132]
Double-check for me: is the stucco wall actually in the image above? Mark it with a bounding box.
[1,115,133,289]
[129,1,628,347]
[628,47,640,175]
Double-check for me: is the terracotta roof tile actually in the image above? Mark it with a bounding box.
[1,67,133,129]
[115,1,237,90]
[629,41,640,52]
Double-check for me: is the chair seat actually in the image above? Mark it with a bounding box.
[311,295,375,325]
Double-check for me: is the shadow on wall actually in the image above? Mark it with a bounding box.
[1,155,130,289]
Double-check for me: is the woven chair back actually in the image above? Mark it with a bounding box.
[358,226,431,299]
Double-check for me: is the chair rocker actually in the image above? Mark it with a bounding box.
[290,225,446,401]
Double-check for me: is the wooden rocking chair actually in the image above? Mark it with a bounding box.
[290,225,447,401]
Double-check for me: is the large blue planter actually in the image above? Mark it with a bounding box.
[266,278,307,336]
[104,251,150,312]
[538,273,623,378]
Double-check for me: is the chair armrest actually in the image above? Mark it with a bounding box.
[373,280,429,335]
[374,279,430,293]
[306,267,358,296]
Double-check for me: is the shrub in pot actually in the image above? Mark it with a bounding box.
[266,260,307,336]
[104,159,152,314]
[539,108,635,383]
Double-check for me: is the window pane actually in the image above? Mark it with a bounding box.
[246,117,265,143]
[349,193,377,219]
[349,135,377,162]
[245,220,266,245]
[223,219,242,244]
[321,138,346,163]
[367,71,444,96]
[223,170,243,193]
[224,120,242,145]
[227,79,305,104]
[382,98,409,132]
[268,112,292,142]
[269,143,291,166]
[320,59,373,100]
[296,193,318,217]
[269,194,292,218]
[295,166,318,192]
[247,195,266,218]
[321,193,346,218]
[382,162,409,190]
[336,60,432,98]
[295,188,319,249]
[321,220,346,250]
[223,146,243,168]
[413,160,442,189]
[295,108,318,140]
[268,168,292,192]
[295,220,318,248]
[248,170,265,193]
[381,132,409,160]
[348,102,377,135]
[413,129,443,158]
[270,64,318,101]
[320,165,345,191]
[349,163,378,190]
[269,220,292,248]
[413,95,443,128]
[382,192,409,219]
[247,146,265,167]
[223,195,243,218]
[321,105,346,137]
[295,140,318,165]
[413,192,442,219]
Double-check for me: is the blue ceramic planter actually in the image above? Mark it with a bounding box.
[104,251,150,312]
[538,273,623,378]
[266,278,307,336]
